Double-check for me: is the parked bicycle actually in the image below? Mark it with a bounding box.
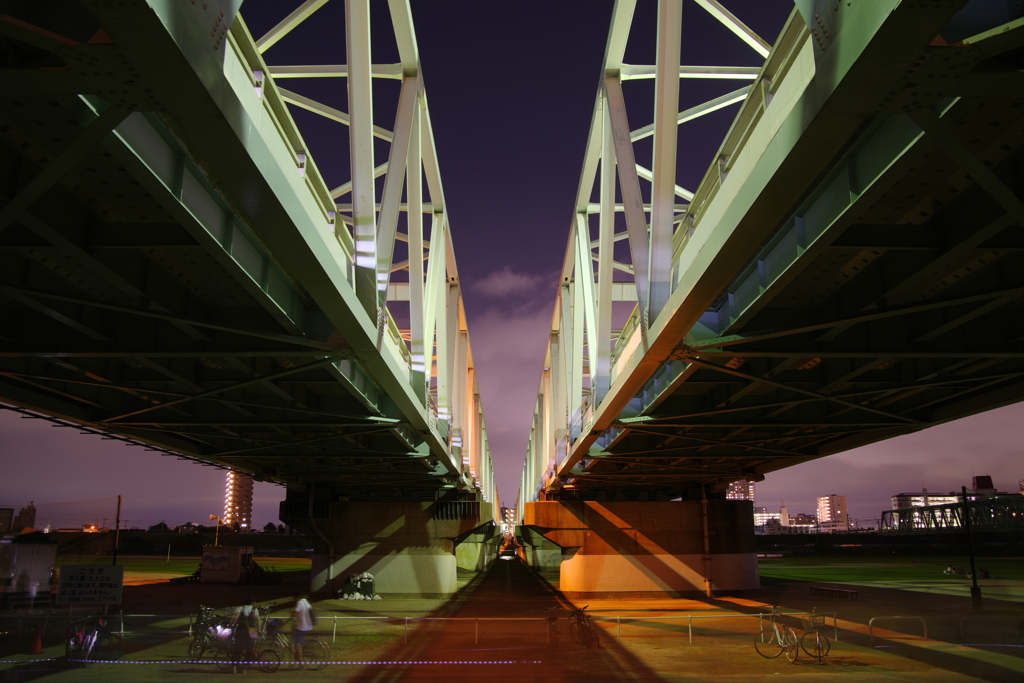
[254,613,329,672]
[187,605,233,660]
[754,605,799,662]
[567,605,600,649]
[800,607,830,662]
[65,614,123,663]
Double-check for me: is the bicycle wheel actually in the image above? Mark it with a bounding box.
[257,646,282,673]
[784,628,799,663]
[300,639,329,671]
[89,633,124,661]
[584,618,600,648]
[569,621,586,645]
[214,647,237,672]
[801,630,830,659]
[65,635,81,661]
[754,629,784,658]
[187,634,208,660]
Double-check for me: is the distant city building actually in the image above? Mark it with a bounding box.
[1019,479,1024,495]
[891,477,1016,512]
[224,470,253,532]
[817,494,850,532]
[726,481,756,501]
[7,503,36,533]
[758,518,814,535]
[891,489,961,510]
[973,475,995,495]
[790,512,818,527]
[499,506,516,533]
[753,506,781,526]
[886,478,1021,530]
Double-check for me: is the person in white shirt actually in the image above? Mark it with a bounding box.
[283,593,313,663]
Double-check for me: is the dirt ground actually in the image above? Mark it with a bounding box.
[1,557,1023,682]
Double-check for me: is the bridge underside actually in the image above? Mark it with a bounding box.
[558,8,1024,503]
[0,1,483,500]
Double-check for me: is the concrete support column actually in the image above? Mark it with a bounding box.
[283,500,493,596]
[454,523,502,571]
[523,500,758,596]
[518,525,565,571]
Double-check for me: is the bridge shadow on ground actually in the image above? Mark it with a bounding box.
[758,576,1024,682]
[339,557,671,683]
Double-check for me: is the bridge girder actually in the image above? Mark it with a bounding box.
[521,0,1024,509]
[0,0,497,509]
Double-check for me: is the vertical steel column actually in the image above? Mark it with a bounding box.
[701,484,713,598]
[649,0,682,318]
[407,104,426,400]
[605,77,650,333]
[345,0,377,317]
[375,77,419,307]
[569,278,584,431]
[574,213,596,415]
[595,101,615,404]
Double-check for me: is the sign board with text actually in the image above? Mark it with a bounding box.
[56,565,124,605]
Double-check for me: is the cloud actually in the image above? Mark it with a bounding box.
[467,300,554,504]
[473,266,548,298]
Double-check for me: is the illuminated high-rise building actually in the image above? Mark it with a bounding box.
[726,480,755,501]
[816,494,849,532]
[224,470,253,532]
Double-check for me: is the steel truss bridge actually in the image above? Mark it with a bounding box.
[0,0,497,510]
[520,0,1024,508]
[881,496,1024,533]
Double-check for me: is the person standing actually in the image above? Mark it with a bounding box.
[283,593,313,664]
[231,596,260,673]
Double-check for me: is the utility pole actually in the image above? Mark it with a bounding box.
[111,495,121,566]
[961,486,982,605]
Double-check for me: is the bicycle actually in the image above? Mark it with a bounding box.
[188,605,234,661]
[754,605,799,662]
[800,608,830,662]
[567,605,600,649]
[65,614,123,664]
[255,614,329,672]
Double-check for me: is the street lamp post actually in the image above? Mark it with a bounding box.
[209,514,225,546]
[960,486,982,605]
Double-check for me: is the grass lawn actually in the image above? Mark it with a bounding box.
[55,555,311,577]
[758,556,1024,583]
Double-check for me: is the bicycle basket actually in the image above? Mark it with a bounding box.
[801,613,826,631]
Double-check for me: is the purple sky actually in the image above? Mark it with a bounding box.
[2,2,1021,529]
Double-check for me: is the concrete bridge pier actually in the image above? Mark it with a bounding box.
[521,500,758,597]
[281,497,496,597]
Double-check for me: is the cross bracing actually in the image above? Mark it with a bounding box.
[0,1,496,509]
[881,496,1024,534]
[520,0,1024,512]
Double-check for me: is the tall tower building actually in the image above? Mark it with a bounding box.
[224,470,253,533]
[726,480,756,501]
[816,494,849,532]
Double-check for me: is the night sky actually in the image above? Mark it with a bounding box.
[1,1,1021,529]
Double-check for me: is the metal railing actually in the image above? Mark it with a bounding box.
[1,609,840,652]
[868,616,927,644]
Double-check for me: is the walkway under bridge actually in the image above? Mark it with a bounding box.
[518,0,1024,595]
[0,0,498,594]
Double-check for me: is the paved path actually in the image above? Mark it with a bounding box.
[1,559,1023,682]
